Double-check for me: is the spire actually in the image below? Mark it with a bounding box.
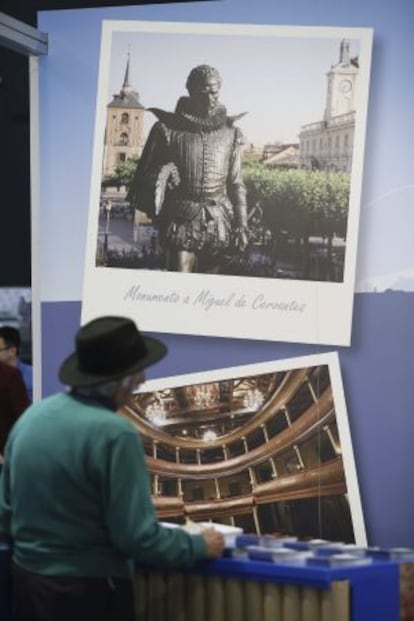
[339,39,350,65]
[108,47,143,108]
[121,47,133,96]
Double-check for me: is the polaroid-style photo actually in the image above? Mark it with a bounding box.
[120,352,366,545]
[82,21,373,345]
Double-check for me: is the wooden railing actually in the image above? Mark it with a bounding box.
[145,388,333,479]
[153,457,345,520]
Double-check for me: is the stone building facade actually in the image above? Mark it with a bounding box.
[299,40,359,172]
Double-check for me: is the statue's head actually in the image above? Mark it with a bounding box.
[186,65,222,94]
[185,65,222,117]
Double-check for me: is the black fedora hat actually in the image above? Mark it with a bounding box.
[58,316,167,387]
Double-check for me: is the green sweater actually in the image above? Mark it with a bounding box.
[0,392,206,577]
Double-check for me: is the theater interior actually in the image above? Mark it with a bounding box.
[122,364,354,542]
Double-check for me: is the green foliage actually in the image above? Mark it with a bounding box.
[102,154,140,187]
[243,162,350,240]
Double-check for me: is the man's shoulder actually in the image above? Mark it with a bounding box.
[225,124,244,144]
[19,394,136,436]
[20,392,63,415]
[147,109,176,135]
[99,411,137,435]
[0,360,17,376]
[0,360,24,385]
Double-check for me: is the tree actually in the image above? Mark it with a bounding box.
[102,154,140,188]
[242,162,350,279]
[243,163,350,241]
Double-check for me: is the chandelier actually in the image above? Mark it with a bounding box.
[244,388,264,410]
[146,401,167,426]
[202,429,217,442]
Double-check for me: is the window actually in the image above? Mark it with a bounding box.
[228,482,242,496]
[119,133,128,146]
[118,153,126,162]
[121,112,129,124]
[191,487,205,501]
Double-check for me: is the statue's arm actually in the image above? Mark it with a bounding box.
[227,127,248,228]
[127,122,170,218]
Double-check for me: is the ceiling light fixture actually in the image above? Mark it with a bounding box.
[244,388,264,410]
[146,401,166,426]
[202,429,217,442]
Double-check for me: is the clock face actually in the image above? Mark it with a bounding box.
[339,79,352,94]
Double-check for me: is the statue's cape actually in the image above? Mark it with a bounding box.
[147,97,247,131]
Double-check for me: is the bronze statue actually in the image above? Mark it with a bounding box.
[127,65,249,273]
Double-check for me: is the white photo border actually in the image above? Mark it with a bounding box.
[81,21,373,346]
[132,351,366,545]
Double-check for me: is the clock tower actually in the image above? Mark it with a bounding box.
[324,39,358,121]
[299,39,359,172]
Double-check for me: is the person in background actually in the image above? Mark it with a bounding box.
[0,326,33,402]
[0,316,224,621]
[0,361,29,462]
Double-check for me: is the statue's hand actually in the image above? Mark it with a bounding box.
[155,162,181,216]
[167,164,181,190]
[234,226,249,252]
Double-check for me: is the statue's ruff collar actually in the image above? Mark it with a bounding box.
[148,97,246,131]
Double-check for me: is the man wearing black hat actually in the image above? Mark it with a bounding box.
[0,316,224,621]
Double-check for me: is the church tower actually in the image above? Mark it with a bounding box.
[103,53,145,177]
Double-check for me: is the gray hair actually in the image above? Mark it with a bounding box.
[73,376,133,401]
